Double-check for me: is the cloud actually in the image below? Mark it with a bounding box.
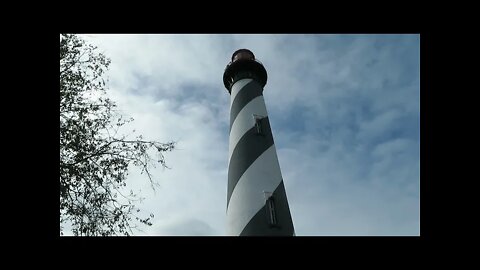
[145,217,215,236]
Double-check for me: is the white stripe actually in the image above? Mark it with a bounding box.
[228,96,268,162]
[226,145,283,236]
[230,78,252,106]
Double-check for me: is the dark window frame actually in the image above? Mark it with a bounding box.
[253,114,265,136]
[266,196,278,227]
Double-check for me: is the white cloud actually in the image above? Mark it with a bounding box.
[147,216,215,236]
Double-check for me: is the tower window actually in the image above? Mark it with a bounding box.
[266,197,277,226]
[264,191,277,227]
[253,114,265,136]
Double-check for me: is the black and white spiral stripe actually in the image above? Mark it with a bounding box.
[226,78,294,236]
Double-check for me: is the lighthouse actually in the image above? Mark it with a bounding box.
[223,49,295,236]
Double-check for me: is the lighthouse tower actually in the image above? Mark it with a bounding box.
[223,49,295,236]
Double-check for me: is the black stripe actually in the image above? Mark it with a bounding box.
[239,181,294,236]
[227,117,274,207]
[230,80,263,131]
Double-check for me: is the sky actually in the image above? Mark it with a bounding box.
[70,34,420,236]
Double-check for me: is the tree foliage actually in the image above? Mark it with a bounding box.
[60,34,175,236]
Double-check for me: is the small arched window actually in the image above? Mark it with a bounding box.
[253,114,265,136]
[264,191,278,227]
